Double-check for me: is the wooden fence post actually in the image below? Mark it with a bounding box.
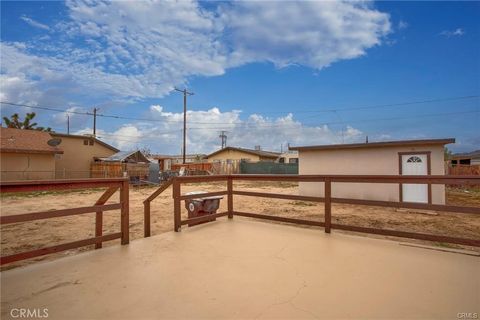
[324,178,331,233]
[94,186,119,249]
[144,201,151,237]
[227,176,233,219]
[173,178,181,232]
[120,179,129,244]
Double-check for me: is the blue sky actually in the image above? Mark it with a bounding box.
[1,1,479,154]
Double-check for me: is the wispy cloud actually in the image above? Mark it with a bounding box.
[440,28,464,37]
[398,20,408,30]
[20,15,50,31]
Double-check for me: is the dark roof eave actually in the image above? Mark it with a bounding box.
[289,138,456,152]
[0,148,64,155]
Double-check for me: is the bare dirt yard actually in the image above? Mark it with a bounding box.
[1,181,479,270]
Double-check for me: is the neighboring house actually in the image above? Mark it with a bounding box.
[0,127,63,181]
[449,150,480,166]
[93,150,150,181]
[277,151,299,164]
[154,154,207,171]
[290,138,455,205]
[206,147,280,163]
[50,133,119,178]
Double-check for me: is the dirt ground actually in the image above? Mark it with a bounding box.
[1,181,479,270]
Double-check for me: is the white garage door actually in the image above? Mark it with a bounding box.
[402,154,428,203]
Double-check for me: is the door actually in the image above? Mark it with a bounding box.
[402,154,428,203]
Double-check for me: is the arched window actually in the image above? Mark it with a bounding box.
[407,156,422,163]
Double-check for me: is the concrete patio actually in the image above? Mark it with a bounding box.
[1,218,478,319]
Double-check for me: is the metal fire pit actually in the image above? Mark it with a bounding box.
[184,191,223,227]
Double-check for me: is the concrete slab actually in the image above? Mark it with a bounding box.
[1,218,479,319]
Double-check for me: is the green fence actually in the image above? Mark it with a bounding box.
[240,162,298,174]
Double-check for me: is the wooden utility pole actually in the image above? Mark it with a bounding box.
[93,107,99,137]
[174,88,194,164]
[219,130,227,149]
[67,114,70,134]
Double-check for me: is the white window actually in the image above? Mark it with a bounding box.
[406,156,422,163]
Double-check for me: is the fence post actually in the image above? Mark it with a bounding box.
[324,178,331,233]
[144,201,151,237]
[95,210,103,249]
[173,178,181,232]
[120,179,130,245]
[227,176,233,219]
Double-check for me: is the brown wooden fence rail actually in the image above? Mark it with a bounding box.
[161,174,480,247]
[0,178,129,265]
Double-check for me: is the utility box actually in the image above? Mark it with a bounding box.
[184,191,223,227]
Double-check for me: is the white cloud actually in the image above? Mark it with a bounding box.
[20,15,50,30]
[440,28,464,37]
[83,106,364,154]
[220,1,391,69]
[1,0,392,104]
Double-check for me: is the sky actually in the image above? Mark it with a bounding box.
[1,0,479,154]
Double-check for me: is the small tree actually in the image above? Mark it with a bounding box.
[2,112,51,131]
[139,146,152,158]
[444,147,453,160]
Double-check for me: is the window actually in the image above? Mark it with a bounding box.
[407,156,422,163]
[83,139,89,145]
[89,140,94,146]
[289,158,299,164]
[279,157,285,163]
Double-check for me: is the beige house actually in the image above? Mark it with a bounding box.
[290,138,455,205]
[277,151,299,164]
[206,147,280,163]
[0,127,63,181]
[50,133,119,178]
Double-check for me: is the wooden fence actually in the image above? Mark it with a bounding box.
[90,162,149,181]
[448,165,480,176]
[0,178,129,265]
[210,160,241,174]
[171,162,213,174]
[144,174,480,247]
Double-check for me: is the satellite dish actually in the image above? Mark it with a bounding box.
[47,138,62,147]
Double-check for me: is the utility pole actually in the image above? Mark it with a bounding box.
[93,107,99,137]
[219,130,227,149]
[174,88,194,164]
[67,114,70,134]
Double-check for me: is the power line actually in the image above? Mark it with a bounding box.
[254,95,480,115]
[43,109,478,143]
[1,100,477,135]
[1,94,478,126]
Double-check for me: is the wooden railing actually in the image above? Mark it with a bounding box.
[0,178,129,265]
[143,178,173,237]
[163,174,480,247]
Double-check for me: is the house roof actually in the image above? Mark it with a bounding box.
[451,150,480,159]
[206,147,281,159]
[0,127,63,154]
[99,150,150,163]
[50,132,119,152]
[289,138,456,152]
